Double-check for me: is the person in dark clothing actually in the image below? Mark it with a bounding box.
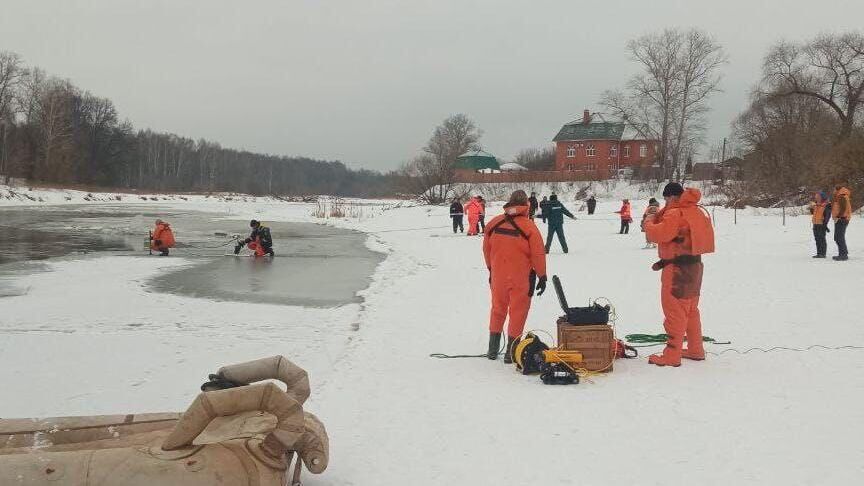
[528,192,539,220]
[449,198,464,233]
[478,196,487,233]
[235,220,275,257]
[539,196,550,223]
[809,191,832,258]
[586,196,597,215]
[832,184,852,261]
[543,194,575,253]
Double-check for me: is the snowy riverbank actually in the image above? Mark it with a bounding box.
[2,187,863,484]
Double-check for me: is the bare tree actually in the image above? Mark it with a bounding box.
[0,51,25,182]
[512,146,555,170]
[404,114,481,203]
[763,31,864,140]
[602,28,726,180]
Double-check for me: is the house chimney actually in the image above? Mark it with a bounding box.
[583,109,591,125]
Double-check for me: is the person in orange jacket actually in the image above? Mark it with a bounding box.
[644,182,715,367]
[616,199,633,234]
[464,196,483,236]
[831,184,852,261]
[483,190,548,363]
[150,219,176,256]
[809,191,832,258]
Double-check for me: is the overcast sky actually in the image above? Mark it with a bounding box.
[2,0,863,171]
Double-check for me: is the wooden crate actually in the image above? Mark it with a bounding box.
[556,319,614,372]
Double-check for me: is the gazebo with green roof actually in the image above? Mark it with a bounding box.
[454,149,501,171]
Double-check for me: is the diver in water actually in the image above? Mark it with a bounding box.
[235,220,275,257]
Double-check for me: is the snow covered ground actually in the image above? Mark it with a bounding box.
[1,184,863,484]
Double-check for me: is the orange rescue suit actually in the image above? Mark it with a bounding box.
[151,222,176,250]
[464,198,483,235]
[619,201,632,221]
[644,188,714,365]
[832,187,852,220]
[483,204,547,338]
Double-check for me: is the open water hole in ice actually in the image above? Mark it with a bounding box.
[0,205,381,306]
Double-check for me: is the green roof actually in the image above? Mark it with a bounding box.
[454,150,501,170]
[553,121,625,142]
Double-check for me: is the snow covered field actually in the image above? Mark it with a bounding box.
[1,184,863,484]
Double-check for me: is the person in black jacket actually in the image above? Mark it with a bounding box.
[586,196,597,215]
[235,220,275,257]
[538,196,550,223]
[449,198,464,233]
[543,194,576,253]
[528,192,539,220]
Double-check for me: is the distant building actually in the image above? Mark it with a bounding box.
[691,157,745,181]
[552,110,659,179]
[453,149,501,178]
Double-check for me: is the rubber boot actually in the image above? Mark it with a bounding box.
[487,333,502,360]
[682,348,706,361]
[503,337,516,364]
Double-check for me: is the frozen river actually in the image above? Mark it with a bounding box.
[0,205,382,306]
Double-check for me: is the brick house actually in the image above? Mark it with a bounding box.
[553,110,659,179]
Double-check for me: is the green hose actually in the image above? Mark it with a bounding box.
[624,333,729,348]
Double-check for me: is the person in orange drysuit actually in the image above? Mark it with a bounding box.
[483,190,548,363]
[644,183,715,367]
[464,196,483,236]
[616,199,633,234]
[150,219,176,256]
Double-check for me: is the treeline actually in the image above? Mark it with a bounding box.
[732,31,864,201]
[0,51,399,197]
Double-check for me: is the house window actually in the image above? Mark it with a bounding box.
[587,161,596,171]
[586,144,596,157]
[623,145,630,158]
[610,145,618,158]
[639,144,648,158]
[567,164,575,171]
[566,146,576,158]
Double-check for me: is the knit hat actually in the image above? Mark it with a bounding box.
[662,182,684,197]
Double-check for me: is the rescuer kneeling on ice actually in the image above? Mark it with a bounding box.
[150,219,175,256]
[483,190,548,363]
[235,219,275,257]
[644,182,715,367]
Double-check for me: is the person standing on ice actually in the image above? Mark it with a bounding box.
[528,192,539,220]
[641,198,660,248]
[478,196,487,233]
[483,190,547,363]
[539,196,550,223]
[586,195,597,215]
[544,194,575,253]
[150,219,175,256]
[809,191,832,258]
[235,220,275,257]
[616,199,632,234]
[464,196,482,235]
[449,197,464,233]
[644,182,715,367]
[831,184,852,261]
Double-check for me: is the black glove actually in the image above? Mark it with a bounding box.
[154,239,162,246]
[234,243,243,255]
[535,276,547,296]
